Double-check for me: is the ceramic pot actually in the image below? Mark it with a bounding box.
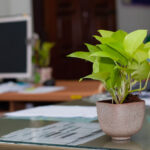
[96,100,145,140]
[38,67,52,83]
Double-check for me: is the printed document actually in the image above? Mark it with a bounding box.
[0,122,105,145]
[5,105,97,119]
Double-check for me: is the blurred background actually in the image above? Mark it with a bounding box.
[0,0,150,80]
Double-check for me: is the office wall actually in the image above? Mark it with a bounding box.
[116,0,150,32]
[0,0,32,16]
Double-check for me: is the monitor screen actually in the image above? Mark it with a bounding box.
[0,16,32,78]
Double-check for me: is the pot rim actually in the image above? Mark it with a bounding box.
[96,99,145,106]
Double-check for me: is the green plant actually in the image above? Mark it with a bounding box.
[32,40,55,67]
[68,29,150,104]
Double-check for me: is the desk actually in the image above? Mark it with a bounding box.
[0,80,101,111]
[0,100,148,150]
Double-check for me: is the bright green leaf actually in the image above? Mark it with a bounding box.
[144,42,150,49]
[93,57,100,73]
[67,51,95,62]
[85,43,101,52]
[98,30,114,37]
[93,36,115,44]
[133,48,149,63]
[81,72,110,82]
[99,58,115,73]
[98,44,128,65]
[110,67,121,87]
[91,51,118,62]
[116,65,134,74]
[148,50,150,59]
[107,42,130,59]
[123,29,147,55]
[131,61,150,80]
[34,72,41,84]
[105,78,112,90]
[112,30,127,42]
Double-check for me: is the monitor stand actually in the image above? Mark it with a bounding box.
[1,78,18,83]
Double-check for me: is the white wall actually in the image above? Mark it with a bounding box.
[0,0,32,16]
[116,0,150,33]
[0,1,10,16]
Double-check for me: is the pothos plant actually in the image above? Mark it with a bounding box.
[32,40,55,67]
[32,40,55,83]
[68,29,150,104]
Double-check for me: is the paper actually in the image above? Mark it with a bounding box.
[5,105,97,119]
[0,82,31,93]
[0,122,105,145]
[19,86,65,94]
[0,82,65,94]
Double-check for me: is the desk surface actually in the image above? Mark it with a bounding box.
[0,100,149,150]
[0,80,101,102]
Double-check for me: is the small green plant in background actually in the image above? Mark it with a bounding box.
[68,29,150,104]
[32,40,55,67]
[32,40,55,83]
[34,72,41,84]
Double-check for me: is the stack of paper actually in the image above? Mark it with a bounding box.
[5,105,97,122]
[19,86,65,94]
[0,122,104,145]
[0,82,65,94]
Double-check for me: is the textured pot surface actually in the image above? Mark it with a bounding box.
[96,100,145,140]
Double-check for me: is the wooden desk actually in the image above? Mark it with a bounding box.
[0,80,101,111]
[0,100,148,150]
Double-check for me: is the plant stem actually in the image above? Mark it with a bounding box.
[129,72,150,93]
[140,80,142,91]
[120,92,128,104]
[111,90,119,104]
[129,74,132,91]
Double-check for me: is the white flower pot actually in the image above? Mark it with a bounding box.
[38,67,52,84]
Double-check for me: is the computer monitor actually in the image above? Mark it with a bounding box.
[0,15,32,80]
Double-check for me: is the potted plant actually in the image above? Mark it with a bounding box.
[32,39,55,84]
[68,29,150,140]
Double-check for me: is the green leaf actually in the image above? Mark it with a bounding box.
[110,67,121,88]
[105,78,112,90]
[81,72,110,82]
[133,48,149,63]
[98,44,128,65]
[123,30,147,55]
[99,58,115,73]
[93,57,100,73]
[116,65,134,74]
[94,31,130,59]
[112,30,127,42]
[98,30,114,37]
[32,56,36,64]
[107,42,130,59]
[34,72,41,84]
[148,50,150,59]
[32,40,55,67]
[131,61,150,80]
[144,42,150,49]
[91,50,118,62]
[96,30,127,43]
[42,42,55,50]
[105,67,121,90]
[93,36,115,44]
[85,43,101,52]
[67,51,95,62]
